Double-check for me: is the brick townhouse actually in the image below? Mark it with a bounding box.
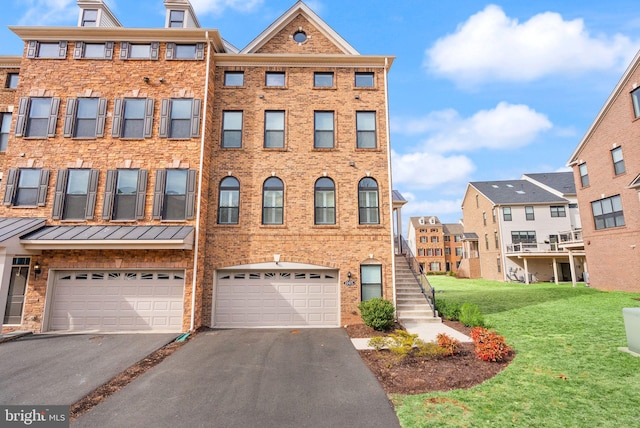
[0,0,397,333]
[406,216,463,275]
[567,47,640,293]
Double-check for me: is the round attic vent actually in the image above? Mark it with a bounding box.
[293,30,307,43]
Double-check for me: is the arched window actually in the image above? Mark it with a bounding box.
[263,177,284,225]
[218,177,240,224]
[358,177,379,224]
[314,177,335,225]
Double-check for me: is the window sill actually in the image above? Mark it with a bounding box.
[222,86,245,89]
[313,224,340,229]
[354,87,377,90]
[260,224,286,228]
[263,147,287,151]
[312,147,337,151]
[10,205,38,209]
[71,137,98,140]
[159,219,188,223]
[358,224,384,228]
[313,87,336,90]
[263,86,288,90]
[22,136,49,140]
[109,219,138,223]
[216,223,240,227]
[355,147,381,151]
[60,219,87,223]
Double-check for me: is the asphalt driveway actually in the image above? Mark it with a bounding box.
[74,329,400,428]
[0,333,178,405]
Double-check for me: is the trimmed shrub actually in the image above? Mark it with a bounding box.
[358,298,395,331]
[436,299,461,320]
[458,302,485,327]
[436,333,460,356]
[367,330,451,360]
[471,327,512,362]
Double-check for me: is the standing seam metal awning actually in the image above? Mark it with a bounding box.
[20,225,195,250]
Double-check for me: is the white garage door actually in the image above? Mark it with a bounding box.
[49,270,185,332]
[214,271,339,328]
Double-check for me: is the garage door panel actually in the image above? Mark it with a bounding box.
[50,270,184,332]
[215,270,339,328]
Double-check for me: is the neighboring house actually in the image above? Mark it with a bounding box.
[0,0,396,333]
[459,172,585,285]
[567,48,640,293]
[406,216,463,274]
[0,56,20,177]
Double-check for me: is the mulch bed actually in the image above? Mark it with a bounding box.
[346,320,514,395]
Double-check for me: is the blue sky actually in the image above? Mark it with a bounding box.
[1,0,640,226]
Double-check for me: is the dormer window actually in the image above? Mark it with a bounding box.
[169,10,185,28]
[81,9,98,27]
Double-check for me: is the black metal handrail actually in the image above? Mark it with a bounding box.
[399,235,437,317]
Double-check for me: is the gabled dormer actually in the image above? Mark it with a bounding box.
[164,0,201,28]
[77,0,122,27]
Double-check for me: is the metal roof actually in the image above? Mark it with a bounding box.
[0,218,46,243]
[470,180,568,205]
[21,225,194,250]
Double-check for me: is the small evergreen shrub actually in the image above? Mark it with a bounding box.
[436,333,460,356]
[415,341,450,359]
[458,302,485,327]
[436,299,461,321]
[471,327,512,362]
[358,298,395,331]
[367,330,451,360]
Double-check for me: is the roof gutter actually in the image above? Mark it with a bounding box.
[190,31,211,332]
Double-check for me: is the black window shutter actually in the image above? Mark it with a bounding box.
[3,168,18,206]
[58,41,67,58]
[27,41,38,58]
[63,98,77,137]
[85,169,99,219]
[144,98,155,138]
[37,169,50,206]
[196,42,205,60]
[73,41,84,59]
[51,169,68,219]
[150,42,160,60]
[120,42,129,60]
[104,42,114,60]
[166,43,175,60]
[96,98,107,137]
[159,99,170,138]
[102,169,116,220]
[152,169,167,220]
[135,169,148,220]
[15,97,30,137]
[186,169,197,220]
[190,99,201,138]
[112,98,123,137]
[47,97,60,137]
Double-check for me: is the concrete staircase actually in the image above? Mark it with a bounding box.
[395,255,441,323]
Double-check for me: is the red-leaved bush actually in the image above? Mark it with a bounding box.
[470,327,511,362]
[436,333,460,356]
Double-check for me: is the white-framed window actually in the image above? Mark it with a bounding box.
[579,163,589,187]
[525,206,535,221]
[166,43,204,60]
[502,207,512,221]
[262,177,284,225]
[27,41,67,59]
[218,177,240,224]
[550,206,566,218]
[52,168,99,220]
[355,72,374,88]
[3,168,49,207]
[81,9,98,26]
[222,111,243,148]
[611,147,625,175]
[361,264,382,301]
[73,42,114,60]
[224,71,244,86]
[592,195,625,230]
[102,169,148,221]
[314,177,335,225]
[159,99,201,139]
[169,10,185,28]
[314,111,334,148]
[314,72,334,87]
[358,177,379,224]
[356,111,376,148]
[632,87,640,118]
[264,111,285,148]
[0,112,11,151]
[152,169,196,221]
[265,72,285,87]
[112,98,154,139]
[120,42,159,60]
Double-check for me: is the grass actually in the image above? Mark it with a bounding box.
[393,276,640,428]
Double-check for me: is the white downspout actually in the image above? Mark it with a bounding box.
[384,57,396,307]
[190,31,211,331]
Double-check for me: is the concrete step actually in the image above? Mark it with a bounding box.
[397,304,433,311]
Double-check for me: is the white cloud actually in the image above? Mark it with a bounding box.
[19,0,76,26]
[391,150,475,190]
[190,0,264,15]
[393,102,552,152]
[426,4,638,85]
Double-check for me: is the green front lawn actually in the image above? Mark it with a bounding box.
[394,276,640,428]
